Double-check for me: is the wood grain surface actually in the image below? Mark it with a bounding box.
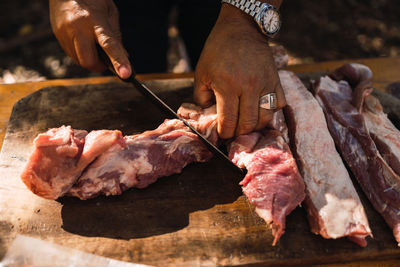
[0,75,399,266]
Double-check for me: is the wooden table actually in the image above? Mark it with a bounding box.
[1,57,399,266]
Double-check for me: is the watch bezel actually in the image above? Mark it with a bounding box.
[255,3,281,37]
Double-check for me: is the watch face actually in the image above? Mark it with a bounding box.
[263,9,280,34]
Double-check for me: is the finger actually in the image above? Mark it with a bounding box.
[236,91,259,136]
[215,91,239,139]
[107,1,129,59]
[94,24,131,79]
[73,33,106,72]
[255,108,274,131]
[56,34,79,65]
[254,81,281,131]
[275,81,287,109]
[193,80,215,108]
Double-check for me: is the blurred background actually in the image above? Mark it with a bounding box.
[0,0,399,83]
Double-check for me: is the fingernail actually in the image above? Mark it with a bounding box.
[118,64,131,79]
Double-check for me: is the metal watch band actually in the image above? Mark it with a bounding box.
[221,0,268,17]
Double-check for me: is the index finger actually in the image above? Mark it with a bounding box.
[93,24,131,79]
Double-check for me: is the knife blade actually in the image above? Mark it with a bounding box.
[96,45,245,175]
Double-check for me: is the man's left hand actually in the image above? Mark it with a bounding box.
[194,3,286,139]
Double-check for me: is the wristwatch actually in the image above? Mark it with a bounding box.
[221,0,281,37]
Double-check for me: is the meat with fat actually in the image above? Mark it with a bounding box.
[315,63,400,245]
[69,116,213,200]
[228,128,305,245]
[279,69,372,246]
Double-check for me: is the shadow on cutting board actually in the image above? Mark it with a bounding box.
[59,156,242,239]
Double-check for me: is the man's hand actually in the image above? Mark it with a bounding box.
[49,0,131,78]
[194,3,286,139]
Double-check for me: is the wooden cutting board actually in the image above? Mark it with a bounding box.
[0,78,399,266]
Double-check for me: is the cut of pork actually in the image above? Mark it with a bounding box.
[69,119,213,199]
[67,104,218,200]
[279,70,372,246]
[228,129,305,245]
[315,63,400,245]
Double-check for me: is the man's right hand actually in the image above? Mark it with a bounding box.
[49,0,131,78]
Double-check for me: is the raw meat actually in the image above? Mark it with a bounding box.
[330,63,400,177]
[371,89,400,130]
[21,105,217,200]
[314,63,400,245]
[363,95,400,178]
[270,45,289,70]
[20,126,124,199]
[279,70,372,246]
[228,129,305,245]
[266,109,289,143]
[69,117,214,200]
[21,102,304,245]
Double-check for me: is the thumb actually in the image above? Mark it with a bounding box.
[94,24,131,79]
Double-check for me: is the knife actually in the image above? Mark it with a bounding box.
[96,45,245,175]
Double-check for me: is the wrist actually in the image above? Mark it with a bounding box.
[220,3,254,23]
[220,0,281,37]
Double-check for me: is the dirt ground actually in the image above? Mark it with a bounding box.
[0,0,399,83]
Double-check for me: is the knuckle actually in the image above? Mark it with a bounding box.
[239,118,258,133]
[97,33,113,49]
[65,11,89,29]
[219,128,234,139]
[221,115,237,129]
[95,28,117,50]
[218,112,237,139]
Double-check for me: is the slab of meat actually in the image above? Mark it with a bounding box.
[69,117,214,199]
[279,70,372,246]
[21,105,217,200]
[330,63,400,178]
[315,63,400,245]
[228,128,305,245]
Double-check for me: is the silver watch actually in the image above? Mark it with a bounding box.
[221,0,281,37]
